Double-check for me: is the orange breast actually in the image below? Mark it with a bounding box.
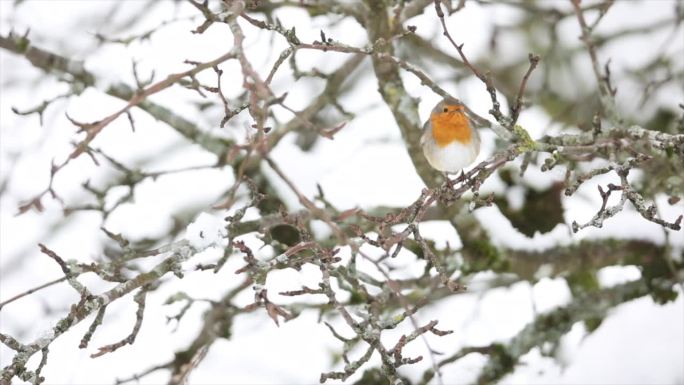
[430,108,472,147]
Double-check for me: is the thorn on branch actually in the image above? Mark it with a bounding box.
[122,111,135,132]
[592,113,602,136]
[603,59,617,96]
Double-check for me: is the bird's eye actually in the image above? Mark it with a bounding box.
[443,107,449,113]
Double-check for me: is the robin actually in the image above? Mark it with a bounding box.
[420,97,481,174]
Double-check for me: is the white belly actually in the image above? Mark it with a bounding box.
[422,139,479,173]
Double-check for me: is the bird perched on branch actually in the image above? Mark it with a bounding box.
[421,98,481,173]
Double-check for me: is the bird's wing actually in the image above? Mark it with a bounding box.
[419,120,431,146]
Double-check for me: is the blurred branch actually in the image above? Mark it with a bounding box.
[1,239,199,384]
[422,277,679,385]
[571,0,619,121]
[0,32,233,157]
[363,0,443,188]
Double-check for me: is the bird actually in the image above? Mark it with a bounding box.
[420,97,481,174]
